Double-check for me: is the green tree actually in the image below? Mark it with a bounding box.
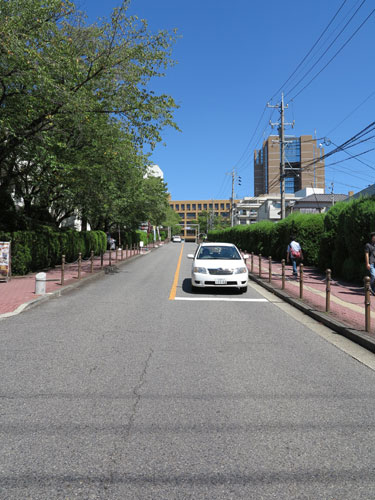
[162,206,181,235]
[0,0,179,230]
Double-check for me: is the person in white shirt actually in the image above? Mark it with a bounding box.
[287,235,303,277]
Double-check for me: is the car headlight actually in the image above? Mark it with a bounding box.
[234,267,248,274]
[193,266,207,274]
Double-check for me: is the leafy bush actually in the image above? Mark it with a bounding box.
[0,228,106,275]
[208,196,375,283]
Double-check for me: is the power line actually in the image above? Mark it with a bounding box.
[269,0,349,101]
[326,90,375,136]
[265,121,375,192]
[289,6,375,100]
[284,0,367,98]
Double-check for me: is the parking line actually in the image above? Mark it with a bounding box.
[174,297,268,302]
[169,244,185,300]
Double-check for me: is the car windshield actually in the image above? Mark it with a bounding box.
[197,246,241,260]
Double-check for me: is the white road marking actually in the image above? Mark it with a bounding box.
[174,297,268,302]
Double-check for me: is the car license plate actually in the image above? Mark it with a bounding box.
[215,279,227,285]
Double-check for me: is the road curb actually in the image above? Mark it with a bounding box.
[248,273,375,353]
[0,251,147,319]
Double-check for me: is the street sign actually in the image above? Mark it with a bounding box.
[0,242,11,282]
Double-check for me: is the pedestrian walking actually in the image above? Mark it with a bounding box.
[287,235,303,277]
[365,232,375,295]
[109,237,116,251]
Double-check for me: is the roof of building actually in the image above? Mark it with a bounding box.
[350,184,375,199]
[293,194,348,204]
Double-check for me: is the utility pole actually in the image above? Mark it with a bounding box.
[226,168,236,227]
[231,168,235,227]
[330,182,335,206]
[268,93,293,220]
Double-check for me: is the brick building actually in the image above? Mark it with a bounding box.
[254,135,325,196]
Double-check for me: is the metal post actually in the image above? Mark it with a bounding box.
[126,244,128,259]
[299,263,304,299]
[281,259,285,289]
[259,254,262,278]
[268,256,272,283]
[326,269,331,312]
[78,252,82,280]
[121,247,123,261]
[364,276,371,333]
[90,251,94,273]
[115,248,118,262]
[61,254,65,285]
[100,252,103,269]
[109,249,112,266]
[251,252,254,273]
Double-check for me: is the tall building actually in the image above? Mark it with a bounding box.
[254,135,325,196]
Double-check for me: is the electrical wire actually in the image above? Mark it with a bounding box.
[269,0,349,101]
[284,0,367,98]
[326,89,375,136]
[289,6,375,100]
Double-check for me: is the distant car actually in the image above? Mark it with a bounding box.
[172,235,182,242]
[187,242,249,292]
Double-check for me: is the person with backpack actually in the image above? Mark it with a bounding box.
[287,235,303,277]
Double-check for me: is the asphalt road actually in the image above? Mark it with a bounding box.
[1,242,375,499]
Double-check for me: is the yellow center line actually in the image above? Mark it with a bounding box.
[169,243,185,300]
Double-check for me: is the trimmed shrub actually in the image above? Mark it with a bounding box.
[0,228,106,275]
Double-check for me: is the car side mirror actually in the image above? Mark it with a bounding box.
[187,254,194,259]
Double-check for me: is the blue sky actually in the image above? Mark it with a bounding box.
[80,0,375,201]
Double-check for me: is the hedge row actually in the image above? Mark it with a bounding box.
[208,197,375,282]
[0,227,107,275]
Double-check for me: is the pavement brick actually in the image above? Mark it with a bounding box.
[245,254,375,339]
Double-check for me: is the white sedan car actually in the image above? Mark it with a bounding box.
[187,242,249,293]
[172,235,182,242]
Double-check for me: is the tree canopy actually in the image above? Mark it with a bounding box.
[0,0,179,231]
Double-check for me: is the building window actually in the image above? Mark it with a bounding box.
[186,204,190,210]
[198,204,202,210]
[220,203,224,209]
[209,204,213,209]
[214,212,219,216]
[221,212,229,217]
[178,213,184,218]
[226,203,230,209]
[186,212,195,218]
[181,204,185,210]
[175,204,179,210]
[192,204,196,210]
[284,138,301,163]
[215,203,219,209]
[203,204,207,209]
[285,177,295,194]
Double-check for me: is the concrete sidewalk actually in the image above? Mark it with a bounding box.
[0,245,158,318]
[245,253,375,351]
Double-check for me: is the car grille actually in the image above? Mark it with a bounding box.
[208,268,233,275]
[204,281,237,285]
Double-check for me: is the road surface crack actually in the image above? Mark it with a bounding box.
[108,347,153,481]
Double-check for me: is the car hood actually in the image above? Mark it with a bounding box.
[194,258,244,268]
